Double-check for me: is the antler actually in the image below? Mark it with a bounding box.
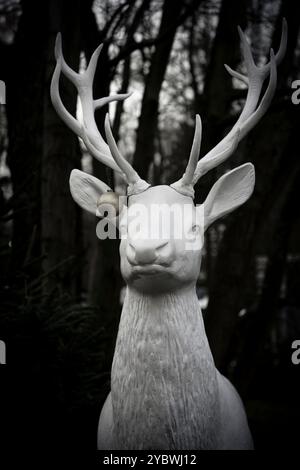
[50,33,149,193]
[171,19,287,196]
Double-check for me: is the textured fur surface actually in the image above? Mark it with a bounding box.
[111,286,220,449]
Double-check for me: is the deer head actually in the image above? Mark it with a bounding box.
[51,21,287,295]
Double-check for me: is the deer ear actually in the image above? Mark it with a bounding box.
[69,169,112,215]
[203,163,255,230]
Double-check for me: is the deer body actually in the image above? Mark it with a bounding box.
[50,21,287,449]
[111,286,219,450]
[99,286,252,449]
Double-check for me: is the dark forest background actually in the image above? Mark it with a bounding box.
[0,0,299,451]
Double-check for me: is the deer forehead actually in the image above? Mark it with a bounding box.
[121,185,201,237]
[128,185,194,207]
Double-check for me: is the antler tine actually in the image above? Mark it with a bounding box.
[261,18,287,75]
[239,49,277,140]
[171,115,202,197]
[238,25,256,70]
[94,92,133,111]
[104,114,139,184]
[86,43,103,81]
[225,18,287,86]
[50,33,132,175]
[182,115,202,186]
[51,35,82,136]
[224,65,248,85]
[55,33,82,85]
[104,115,150,194]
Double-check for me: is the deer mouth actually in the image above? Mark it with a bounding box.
[131,263,171,277]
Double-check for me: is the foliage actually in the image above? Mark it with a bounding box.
[0,255,110,448]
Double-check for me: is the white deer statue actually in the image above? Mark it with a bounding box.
[51,21,287,450]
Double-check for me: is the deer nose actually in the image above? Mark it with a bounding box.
[128,240,169,265]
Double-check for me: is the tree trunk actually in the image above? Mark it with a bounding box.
[194,0,248,285]
[132,0,185,180]
[42,0,82,296]
[112,56,131,142]
[201,0,248,153]
[6,0,45,276]
[6,0,82,297]
[234,164,300,394]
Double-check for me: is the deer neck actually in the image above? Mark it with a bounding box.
[111,285,220,450]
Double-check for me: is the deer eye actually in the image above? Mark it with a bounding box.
[192,224,201,234]
[96,192,120,218]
